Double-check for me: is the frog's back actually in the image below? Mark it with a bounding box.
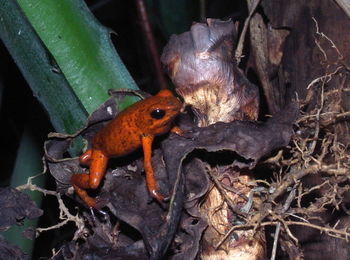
[92,104,143,157]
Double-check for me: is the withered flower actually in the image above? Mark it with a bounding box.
[161,19,259,126]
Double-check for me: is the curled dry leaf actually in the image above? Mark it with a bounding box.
[0,187,42,259]
[161,19,260,126]
[0,187,43,231]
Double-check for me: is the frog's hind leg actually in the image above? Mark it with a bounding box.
[71,175,96,207]
[71,150,108,208]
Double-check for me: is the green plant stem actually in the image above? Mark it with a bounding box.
[3,128,45,257]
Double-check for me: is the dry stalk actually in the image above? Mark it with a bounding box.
[16,167,86,240]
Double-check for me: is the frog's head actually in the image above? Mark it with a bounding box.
[137,89,182,136]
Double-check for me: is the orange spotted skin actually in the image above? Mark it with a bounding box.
[71,89,182,208]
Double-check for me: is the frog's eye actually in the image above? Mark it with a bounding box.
[150,108,165,119]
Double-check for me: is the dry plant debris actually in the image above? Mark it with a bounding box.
[208,19,350,259]
[3,15,349,260]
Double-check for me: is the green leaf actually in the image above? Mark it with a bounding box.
[16,0,139,115]
[0,0,87,134]
[0,0,140,137]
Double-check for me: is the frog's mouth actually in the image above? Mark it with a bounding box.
[164,102,182,113]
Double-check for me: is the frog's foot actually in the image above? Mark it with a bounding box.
[148,189,170,205]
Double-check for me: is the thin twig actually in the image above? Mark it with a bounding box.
[36,193,85,240]
[306,66,342,89]
[16,173,85,238]
[221,183,249,201]
[312,17,343,60]
[271,188,296,260]
[16,173,56,196]
[270,163,350,201]
[215,219,350,250]
[206,167,248,218]
[235,0,262,64]
[270,223,281,260]
[199,0,206,22]
[135,0,167,90]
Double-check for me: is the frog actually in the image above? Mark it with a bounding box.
[70,89,183,208]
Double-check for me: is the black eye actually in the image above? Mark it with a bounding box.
[150,108,165,119]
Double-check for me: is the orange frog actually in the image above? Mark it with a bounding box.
[71,89,183,208]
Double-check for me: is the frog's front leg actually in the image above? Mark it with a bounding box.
[71,149,108,208]
[141,135,166,202]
